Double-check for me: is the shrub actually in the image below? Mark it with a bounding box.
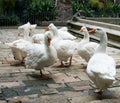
[72,0,94,17]
[72,0,120,17]
[0,14,20,26]
[24,0,56,23]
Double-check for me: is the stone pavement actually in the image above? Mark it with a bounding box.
[0,29,120,103]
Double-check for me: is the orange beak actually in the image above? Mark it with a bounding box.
[79,29,83,32]
[48,38,51,46]
[89,29,96,34]
[45,27,49,31]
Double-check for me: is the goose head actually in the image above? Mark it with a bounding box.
[89,28,108,53]
[80,26,88,32]
[46,23,58,36]
[29,24,37,36]
[18,22,31,31]
[45,23,55,31]
[79,26,89,41]
[89,28,107,43]
[18,22,31,41]
[44,31,53,46]
[18,22,31,35]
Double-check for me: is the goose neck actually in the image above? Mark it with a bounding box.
[23,29,30,41]
[53,27,58,36]
[95,32,107,53]
[83,31,89,41]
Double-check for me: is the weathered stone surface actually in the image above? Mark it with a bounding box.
[0,82,20,88]
[51,73,80,83]
[40,88,58,95]
[0,28,120,103]
[47,83,66,89]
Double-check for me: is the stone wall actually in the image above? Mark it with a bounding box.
[55,0,73,21]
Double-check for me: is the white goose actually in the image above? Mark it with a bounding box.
[25,31,57,78]
[46,23,77,40]
[47,23,77,67]
[86,28,116,93]
[30,24,45,44]
[77,26,99,62]
[31,25,71,44]
[29,24,37,36]
[58,26,68,31]
[5,22,32,64]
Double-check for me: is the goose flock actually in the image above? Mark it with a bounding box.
[5,22,116,93]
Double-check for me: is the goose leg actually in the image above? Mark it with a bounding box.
[61,61,64,67]
[68,56,72,66]
[21,57,26,66]
[40,69,49,79]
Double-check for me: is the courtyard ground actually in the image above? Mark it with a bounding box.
[0,28,120,103]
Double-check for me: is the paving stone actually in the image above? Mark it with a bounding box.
[66,81,92,91]
[0,29,120,102]
[2,88,18,99]
[0,100,7,103]
[51,73,80,83]
[23,79,54,87]
[28,94,39,99]
[0,68,19,74]
[62,91,84,97]
[12,86,43,96]
[17,80,26,87]
[0,88,2,93]
[0,82,20,88]
[66,80,90,87]
[0,64,10,67]
[0,73,11,77]
[40,88,58,95]
[13,74,29,81]
[62,91,97,103]
[77,72,90,81]
[7,96,32,103]
[47,83,66,89]
[0,77,15,82]
[66,96,96,103]
[57,86,74,92]
[34,94,68,103]
[19,68,36,73]
[0,88,5,100]
[90,99,120,103]
[72,85,92,91]
[0,62,2,65]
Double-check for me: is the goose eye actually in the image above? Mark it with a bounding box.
[96,28,101,31]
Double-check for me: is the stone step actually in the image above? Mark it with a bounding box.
[69,28,120,49]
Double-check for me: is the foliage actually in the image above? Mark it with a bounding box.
[72,0,95,17]
[0,0,3,14]
[72,0,120,17]
[0,14,20,26]
[26,0,56,22]
[89,0,104,9]
[112,4,120,17]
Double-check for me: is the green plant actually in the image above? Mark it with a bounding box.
[72,0,120,17]
[89,0,104,9]
[112,4,120,17]
[0,0,3,14]
[26,0,56,22]
[0,14,20,26]
[72,0,94,17]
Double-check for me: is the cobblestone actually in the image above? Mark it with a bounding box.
[0,28,120,103]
